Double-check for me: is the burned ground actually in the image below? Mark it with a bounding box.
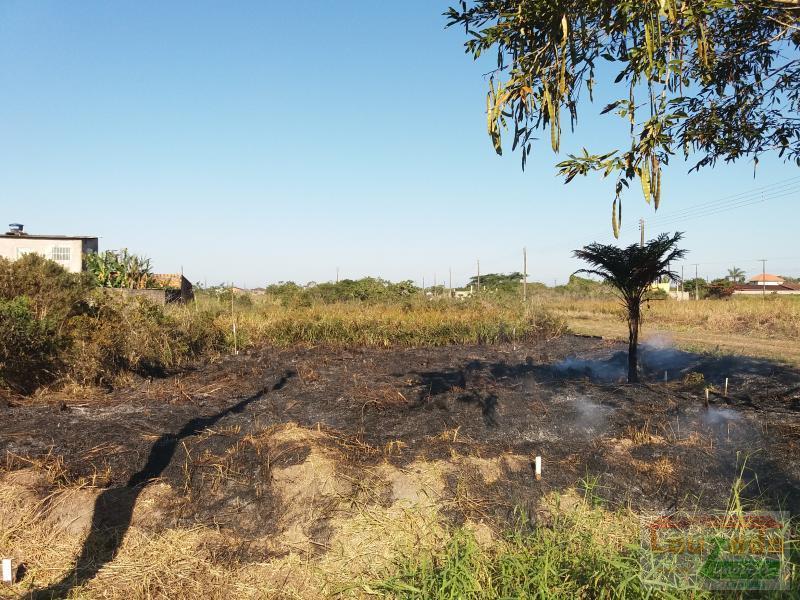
[1,334,799,597]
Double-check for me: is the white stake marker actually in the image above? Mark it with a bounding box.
[534,456,542,481]
[1,558,12,584]
[724,378,729,398]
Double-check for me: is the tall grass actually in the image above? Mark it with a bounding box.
[172,296,567,349]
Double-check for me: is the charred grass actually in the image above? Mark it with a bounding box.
[2,336,799,597]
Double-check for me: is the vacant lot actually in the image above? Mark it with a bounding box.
[2,334,798,597]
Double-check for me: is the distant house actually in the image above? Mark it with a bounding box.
[747,273,785,286]
[733,273,800,295]
[649,280,690,300]
[0,223,98,274]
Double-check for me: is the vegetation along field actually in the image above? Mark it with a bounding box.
[1,258,799,598]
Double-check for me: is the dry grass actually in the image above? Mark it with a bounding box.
[193,300,567,350]
[2,427,797,598]
[0,425,455,599]
[622,420,666,446]
[545,295,800,339]
[543,294,800,364]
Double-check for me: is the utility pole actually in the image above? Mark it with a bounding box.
[522,247,528,302]
[477,259,481,292]
[639,218,645,248]
[759,259,767,299]
[693,264,699,300]
[336,267,339,283]
[448,267,452,298]
[231,282,238,355]
[680,265,684,295]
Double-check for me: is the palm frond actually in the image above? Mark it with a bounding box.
[573,232,687,302]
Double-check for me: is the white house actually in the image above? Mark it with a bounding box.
[733,273,800,295]
[0,223,99,274]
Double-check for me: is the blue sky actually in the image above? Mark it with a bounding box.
[1,1,798,287]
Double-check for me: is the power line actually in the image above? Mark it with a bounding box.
[636,188,798,229]
[618,179,800,233]
[611,175,800,236]
[636,183,800,222]
[626,175,800,226]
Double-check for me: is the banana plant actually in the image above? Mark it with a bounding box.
[84,249,153,289]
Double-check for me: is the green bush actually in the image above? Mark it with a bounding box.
[201,286,255,309]
[683,277,708,299]
[260,278,421,306]
[0,254,90,323]
[556,274,615,298]
[64,294,226,387]
[0,297,61,393]
[175,309,229,357]
[707,279,735,299]
[0,257,229,391]
[310,278,420,303]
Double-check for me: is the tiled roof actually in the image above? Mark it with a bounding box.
[748,273,784,283]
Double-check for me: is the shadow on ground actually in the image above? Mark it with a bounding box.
[31,371,294,600]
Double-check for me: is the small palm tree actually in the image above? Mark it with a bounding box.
[573,232,687,383]
[727,266,746,283]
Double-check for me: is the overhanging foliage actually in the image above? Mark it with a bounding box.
[446,0,800,235]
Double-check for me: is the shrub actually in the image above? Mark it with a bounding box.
[707,279,734,299]
[201,287,254,309]
[0,297,61,393]
[683,277,708,299]
[0,254,90,324]
[64,294,226,387]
